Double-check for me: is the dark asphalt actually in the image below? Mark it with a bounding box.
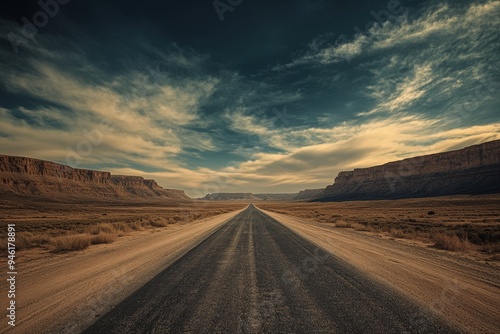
[83,204,460,333]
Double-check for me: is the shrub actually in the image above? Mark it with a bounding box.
[89,223,115,235]
[433,233,469,251]
[335,220,352,228]
[16,232,51,249]
[390,229,406,238]
[428,211,436,215]
[113,222,133,233]
[481,243,500,254]
[148,220,169,227]
[90,233,116,245]
[129,221,144,230]
[352,223,372,232]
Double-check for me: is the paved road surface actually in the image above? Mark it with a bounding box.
[84,205,459,333]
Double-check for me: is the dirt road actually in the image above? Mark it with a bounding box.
[85,205,459,333]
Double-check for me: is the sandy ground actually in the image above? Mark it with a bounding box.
[0,207,246,334]
[258,207,500,334]
[2,202,498,333]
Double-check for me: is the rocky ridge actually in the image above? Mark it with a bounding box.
[293,189,325,200]
[201,193,298,201]
[0,155,190,201]
[315,140,500,201]
[201,193,258,200]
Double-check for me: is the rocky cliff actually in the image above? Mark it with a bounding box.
[0,155,190,201]
[293,189,325,200]
[254,193,298,201]
[317,140,500,201]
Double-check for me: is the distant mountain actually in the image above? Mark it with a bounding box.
[0,155,190,201]
[254,193,298,200]
[201,193,257,200]
[293,189,324,200]
[201,193,298,201]
[312,140,500,201]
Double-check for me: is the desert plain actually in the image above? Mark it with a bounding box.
[0,194,499,333]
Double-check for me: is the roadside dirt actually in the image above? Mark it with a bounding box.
[259,207,500,333]
[0,208,245,334]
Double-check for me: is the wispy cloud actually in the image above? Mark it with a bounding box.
[0,39,219,172]
[287,1,499,65]
[214,117,500,192]
[361,63,434,115]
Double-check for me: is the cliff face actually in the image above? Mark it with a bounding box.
[318,140,500,201]
[0,155,112,184]
[0,155,190,201]
[254,193,298,201]
[111,176,189,198]
[293,189,325,201]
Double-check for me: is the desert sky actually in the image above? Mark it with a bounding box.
[0,0,499,196]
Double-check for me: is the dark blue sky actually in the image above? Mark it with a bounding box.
[0,0,499,196]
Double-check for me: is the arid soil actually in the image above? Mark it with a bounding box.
[0,205,246,334]
[1,196,498,333]
[0,197,245,252]
[258,195,500,261]
[259,206,500,333]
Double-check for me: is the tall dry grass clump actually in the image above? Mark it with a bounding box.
[90,233,116,244]
[334,220,352,228]
[16,232,51,249]
[433,233,470,251]
[51,234,92,252]
[89,223,115,235]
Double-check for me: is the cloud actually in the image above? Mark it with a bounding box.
[361,63,434,116]
[0,1,498,196]
[218,107,500,194]
[226,109,272,137]
[0,38,220,173]
[287,1,499,65]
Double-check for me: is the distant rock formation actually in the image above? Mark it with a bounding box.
[201,193,298,201]
[254,193,298,201]
[201,193,257,200]
[316,140,500,201]
[0,155,190,201]
[293,189,325,200]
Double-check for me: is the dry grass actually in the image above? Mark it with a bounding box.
[0,200,247,254]
[352,223,373,232]
[334,220,351,228]
[90,233,117,245]
[389,229,407,239]
[258,194,500,258]
[89,223,115,235]
[51,234,92,252]
[16,232,52,248]
[433,233,470,251]
[147,219,169,228]
[480,243,500,255]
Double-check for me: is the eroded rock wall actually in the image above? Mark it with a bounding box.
[318,140,500,201]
